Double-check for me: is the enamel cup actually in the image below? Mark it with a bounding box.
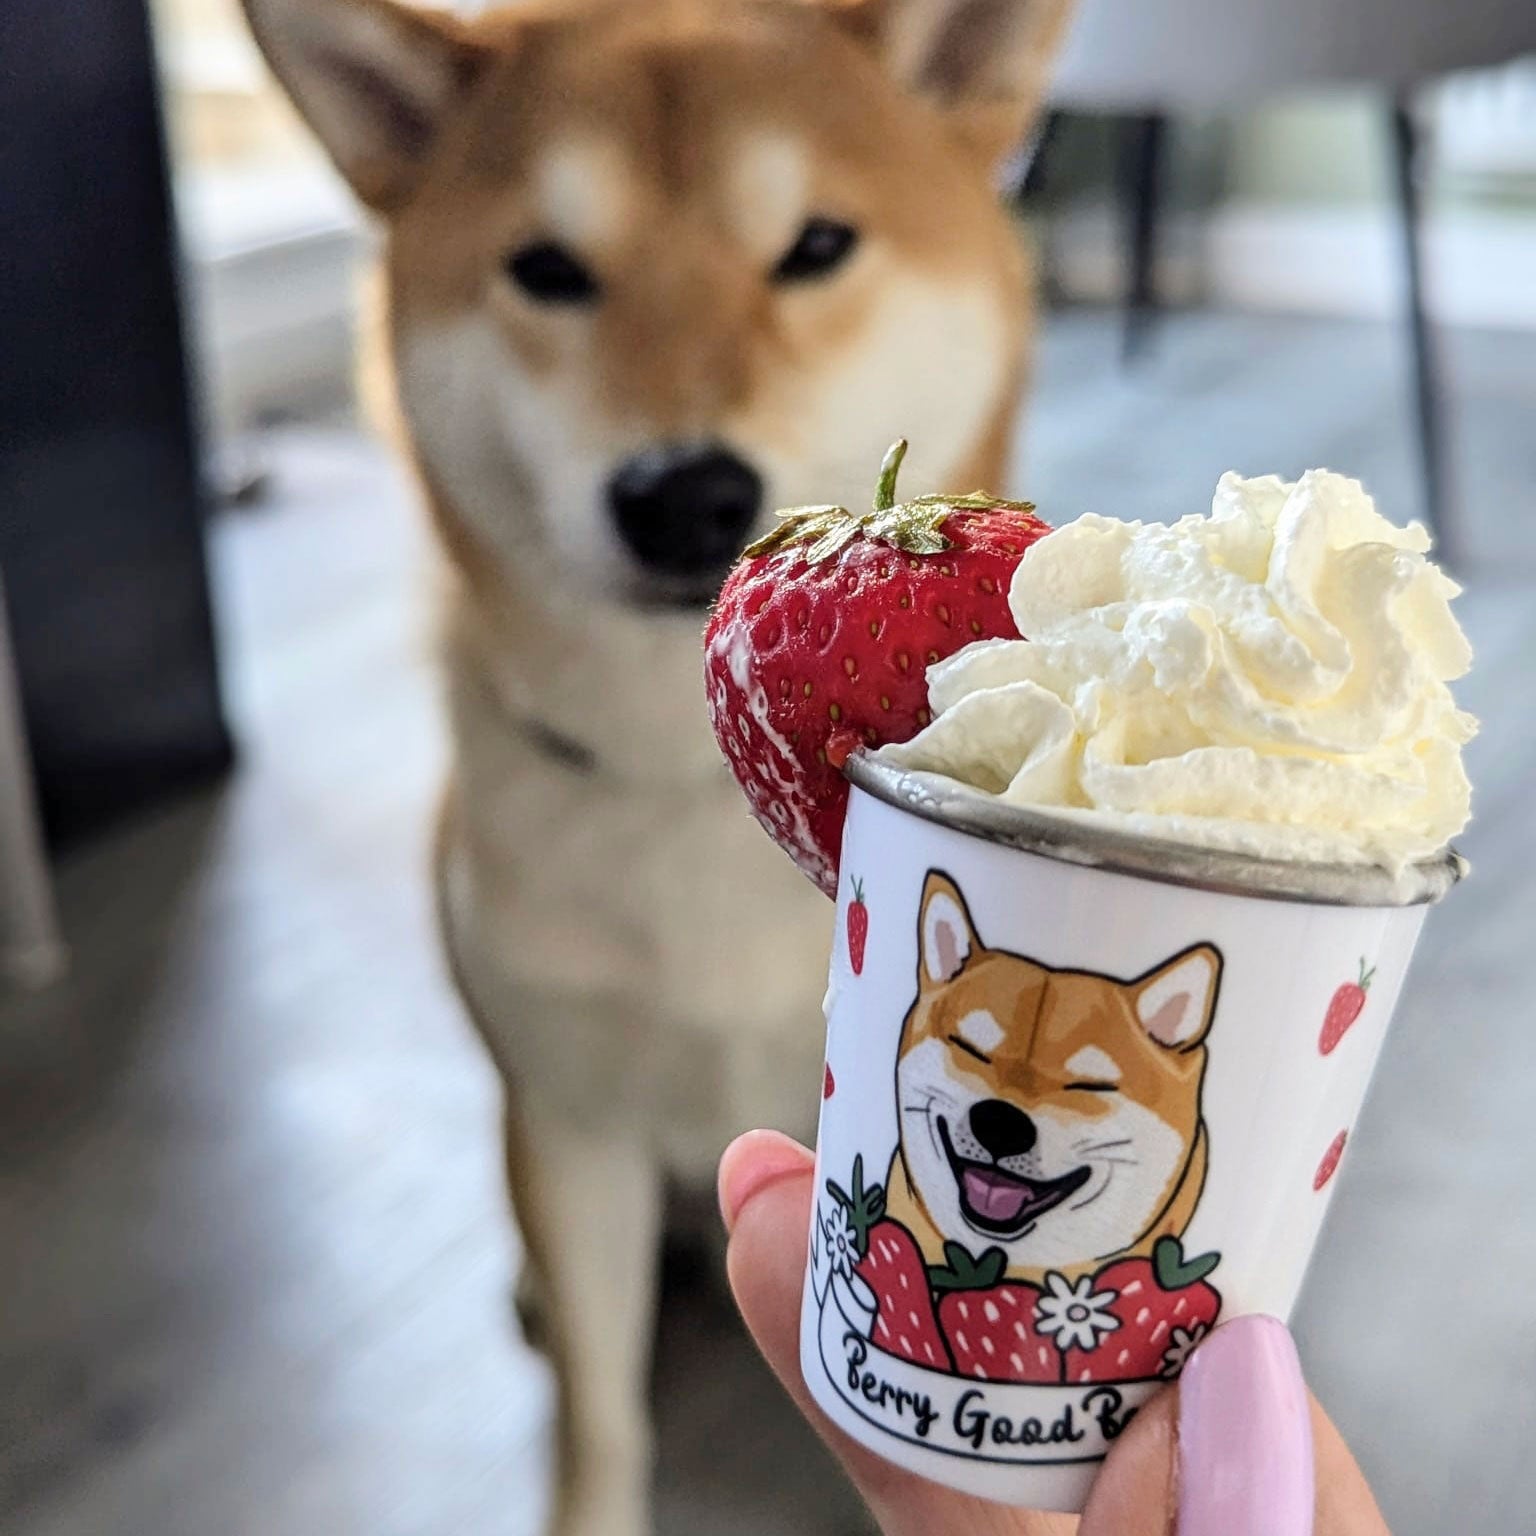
[801,753,1462,1511]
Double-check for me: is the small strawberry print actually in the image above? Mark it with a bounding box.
[1320,959,1375,1055]
[1314,1130,1348,1191]
[847,879,869,975]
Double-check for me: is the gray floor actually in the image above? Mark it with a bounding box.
[1,307,1533,1536]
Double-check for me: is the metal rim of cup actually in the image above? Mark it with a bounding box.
[844,752,1464,910]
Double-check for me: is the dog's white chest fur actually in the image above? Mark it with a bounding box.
[440,606,831,1179]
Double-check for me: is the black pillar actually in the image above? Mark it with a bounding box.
[0,0,232,847]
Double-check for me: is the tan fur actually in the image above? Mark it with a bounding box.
[888,873,1218,1283]
[242,2,1075,1530]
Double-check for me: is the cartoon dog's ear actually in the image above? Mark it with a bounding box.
[1133,944,1222,1051]
[917,872,982,989]
[242,0,489,211]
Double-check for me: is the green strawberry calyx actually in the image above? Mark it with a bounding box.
[1152,1235,1221,1290]
[742,438,1037,564]
[928,1240,1008,1293]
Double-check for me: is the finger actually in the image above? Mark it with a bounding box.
[1111,1380,1389,1536]
[1175,1315,1390,1536]
[1078,1386,1174,1536]
[1311,1399,1391,1536]
[1176,1316,1312,1536]
[722,1131,1074,1536]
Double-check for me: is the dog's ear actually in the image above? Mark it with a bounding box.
[1133,944,1222,1052]
[917,871,983,990]
[241,0,489,211]
[822,0,1077,166]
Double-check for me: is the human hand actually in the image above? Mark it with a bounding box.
[719,1130,1392,1536]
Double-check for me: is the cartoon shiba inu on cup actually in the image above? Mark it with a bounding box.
[808,865,1227,1414]
[885,871,1223,1281]
[811,866,1228,1413]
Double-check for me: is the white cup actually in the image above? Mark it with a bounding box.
[801,754,1461,1512]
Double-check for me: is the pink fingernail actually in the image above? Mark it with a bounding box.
[1178,1315,1315,1536]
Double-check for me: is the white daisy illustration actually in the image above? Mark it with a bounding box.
[822,1204,859,1278]
[1161,1322,1209,1378]
[1034,1271,1122,1353]
[809,1211,832,1304]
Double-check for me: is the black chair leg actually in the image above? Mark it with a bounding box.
[1389,93,1454,561]
[1119,112,1167,364]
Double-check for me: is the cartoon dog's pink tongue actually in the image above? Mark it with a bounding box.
[962,1167,1032,1222]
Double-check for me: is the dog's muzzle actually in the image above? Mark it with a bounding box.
[938,1110,1094,1238]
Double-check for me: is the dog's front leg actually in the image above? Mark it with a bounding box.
[506,1093,663,1536]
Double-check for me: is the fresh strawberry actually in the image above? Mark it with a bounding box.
[846,878,869,975]
[1320,959,1375,1055]
[858,1221,954,1372]
[704,440,1049,896]
[1314,1129,1348,1191]
[931,1243,1058,1383]
[1062,1238,1222,1385]
[823,1062,835,1099]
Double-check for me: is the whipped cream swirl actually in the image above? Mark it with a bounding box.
[877,471,1476,871]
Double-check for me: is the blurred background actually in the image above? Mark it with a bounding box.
[2,0,1533,1533]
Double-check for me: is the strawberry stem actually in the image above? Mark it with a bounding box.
[1359,957,1375,990]
[873,439,908,513]
[826,1155,886,1259]
[742,438,1030,562]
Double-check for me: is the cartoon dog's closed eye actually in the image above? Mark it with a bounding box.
[883,871,1221,1282]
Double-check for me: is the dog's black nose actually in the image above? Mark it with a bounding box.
[607,445,762,578]
[969,1100,1037,1161]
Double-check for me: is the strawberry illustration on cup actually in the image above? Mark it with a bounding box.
[1320,958,1375,1055]
[930,1245,1057,1383]
[861,1223,953,1370]
[1062,1238,1222,1384]
[1314,1129,1349,1191]
[847,878,869,975]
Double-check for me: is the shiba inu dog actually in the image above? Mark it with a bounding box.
[885,872,1221,1279]
[240,1,1076,1531]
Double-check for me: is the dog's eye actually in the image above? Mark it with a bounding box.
[772,217,860,284]
[947,1034,992,1065]
[505,240,600,305]
[1066,1081,1119,1094]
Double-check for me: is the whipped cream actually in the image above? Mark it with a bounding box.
[876,471,1476,872]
